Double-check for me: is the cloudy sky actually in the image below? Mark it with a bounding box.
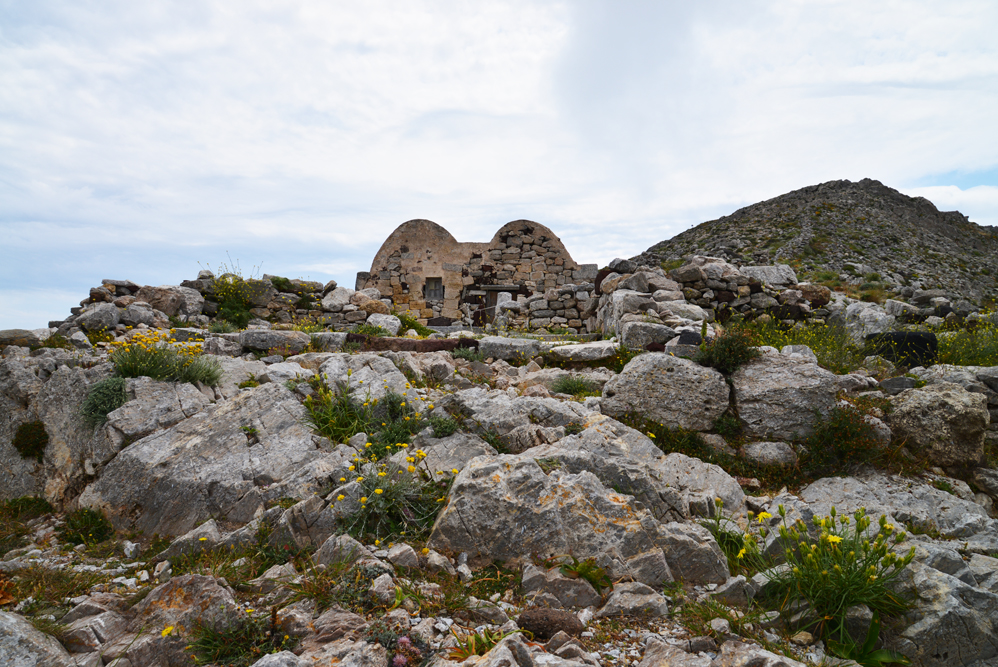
[2,1,996,329]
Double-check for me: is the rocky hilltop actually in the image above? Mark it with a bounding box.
[631,179,998,305]
[2,220,998,665]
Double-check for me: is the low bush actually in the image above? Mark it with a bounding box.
[86,326,114,345]
[765,507,914,649]
[214,273,254,328]
[12,421,48,463]
[60,508,114,546]
[187,612,297,667]
[550,375,600,398]
[80,377,128,427]
[694,327,760,374]
[109,330,223,385]
[353,323,389,337]
[395,311,434,337]
[803,404,885,475]
[452,347,485,363]
[208,320,238,334]
[428,415,459,438]
[33,334,73,350]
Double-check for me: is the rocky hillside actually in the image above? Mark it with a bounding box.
[631,179,998,306]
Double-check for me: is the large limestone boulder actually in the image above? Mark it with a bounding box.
[0,359,45,499]
[78,383,350,535]
[479,336,544,361]
[800,473,993,541]
[730,348,839,440]
[0,611,77,666]
[77,302,120,332]
[893,562,998,667]
[428,456,670,584]
[104,377,212,450]
[739,264,798,287]
[320,286,355,311]
[619,321,677,349]
[134,285,204,318]
[238,329,311,354]
[547,340,619,362]
[317,353,420,407]
[887,382,990,467]
[601,353,729,432]
[844,301,895,344]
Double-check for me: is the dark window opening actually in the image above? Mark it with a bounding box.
[424,277,443,300]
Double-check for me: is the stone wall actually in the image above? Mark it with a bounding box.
[360,219,597,327]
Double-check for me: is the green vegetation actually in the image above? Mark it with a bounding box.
[352,323,390,337]
[396,311,434,337]
[936,317,998,366]
[550,375,600,398]
[60,508,115,546]
[269,276,294,293]
[86,326,115,345]
[448,628,522,661]
[208,320,238,334]
[12,421,48,463]
[428,415,459,438]
[694,327,760,374]
[187,613,297,667]
[1,497,53,555]
[80,376,128,427]
[33,333,73,350]
[558,555,612,593]
[451,347,485,363]
[109,330,223,385]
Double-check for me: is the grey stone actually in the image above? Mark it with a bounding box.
[887,382,990,467]
[711,575,753,607]
[595,582,669,618]
[78,383,349,535]
[880,376,917,395]
[318,353,421,407]
[428,458,664,583]
[259,362,314,385]
[387,544,419,569]
[619,322,677,349]
[310,332,347,352]
[522,564,601,608]
[61,610,128,653]
[661,301,708,322]
[548,340,619,362]
[134,285,204,318]
[739,265,798,287]
[652,521,730,585]
[104,377,211,450]
[731,348,840,440]
[249,652,305,667]
[651,452,746,519]
[78,303,120,332]
[601,353,729,432]
[366,314,402,335]
[715,640,808,666]
[0,329,46,348]
[238,330,311,354]
[742,441,797,467]
[0,611,77,666]
[157,519,222,561]
[315,534,369,568]
[638,640,712,667]
[780,345,818,363]
[479,336,543,361]
[844,302,895,344]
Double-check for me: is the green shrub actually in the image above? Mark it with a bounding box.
[803,405,883,475]
[712,412,742,439]
[187,613,297,667]
[109,330,222,385]
[550,375,600,398]
[559,555,612,593]
[304,384,373,445]
[451,347,485,363]
[765,507,914,646]
[33,334,73,350]
[429,416,459,438]
[694,327,760,374]
[86,327,114,345]
[208,320,238,334]
[217,301,253,329]
[60,508,114,546]
[395,311,434,337]
[80,377,128,427]
[334,457,450,542]
[12,421,48,463]
[214,273,254,328]
[269,276,294,293]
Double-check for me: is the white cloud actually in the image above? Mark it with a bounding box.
[1,1,996,329]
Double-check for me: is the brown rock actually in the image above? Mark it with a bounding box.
[347,333,479,353]
[799,283,832,307]
[517,608,583,641]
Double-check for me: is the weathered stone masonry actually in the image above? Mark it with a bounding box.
[357,219,597,327]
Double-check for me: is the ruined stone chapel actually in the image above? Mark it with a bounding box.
[356,219,597,326]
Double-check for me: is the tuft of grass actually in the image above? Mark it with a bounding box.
[187,612,298,667]
[452,347,485,363]
[803,404,885,476]
[12,421,48,463]
[745,320,863,374]
[209,320,238,334]
[428,416,459,438]
[550,375,600,398]
[559,555,612,593]
[59,508,114,546]
[352,323,389,337]
[694,327,760,374]
[0,497,53,556]
[9,565,111,611]
[80,376,128,427]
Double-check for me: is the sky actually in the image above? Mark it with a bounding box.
[2,1,996,330]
